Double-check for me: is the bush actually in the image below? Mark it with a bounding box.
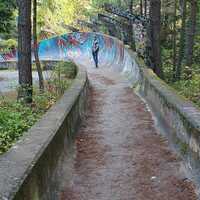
[171,74,200,107]
[0,39,17,53]
[55,61,77,79]
[46,61,77,96]
[0,102,40,154]
[0,61,77,154]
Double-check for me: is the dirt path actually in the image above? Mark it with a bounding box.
[60,68,197,200]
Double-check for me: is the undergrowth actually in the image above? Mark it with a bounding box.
[0,61,77,154]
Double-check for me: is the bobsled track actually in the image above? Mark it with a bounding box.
[0,32,200,200]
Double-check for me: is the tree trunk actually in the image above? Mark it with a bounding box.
[33,0,44,91]
[149,0,163,78]
[17,0,33,103]
[176,0,187,80]
[172,0,177,81]
[144,0,147,17]
[128,0,136,50]
[128,0,133,14]
[140,0,143,16]
[185,0,197,77]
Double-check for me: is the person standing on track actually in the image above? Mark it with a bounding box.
[92,36,99,68]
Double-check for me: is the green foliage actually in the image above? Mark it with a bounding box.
[180,142,189,155]
[171,74,200,107]
[91,0,129,8]
[32,91,56,112]
[0,101,40,154]
[91,0,120,7]
[160,0,200,108]
[0,0,16,34]
[0,61,77,154]
[0,38,17,47]
[162,22,200,108]
[0,39,17,53]
[37,0,89,34]
[193,35,200,65]
[162,48,173,82]
[57,61,77,79]
[47,61,77,95]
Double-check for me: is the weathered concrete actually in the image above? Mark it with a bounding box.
[128,50,200,175]
[0,65,89,200]
[60,68,197,200]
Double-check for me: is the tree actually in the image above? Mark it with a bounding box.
[149,0,163,78]
[128,0,136,50]
[140,0,143,16]
[38,0,86,34]
[172,0,177,81]
[17,0,32,103]
[0,0,16,34]
[128,0,133,13]
[144,0,147,17]
[185,0,198,76]
[33,0,44,91]
[175,0,187,80]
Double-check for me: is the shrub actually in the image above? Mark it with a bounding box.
[171,74,200,107]
[0,61,77,154]
[0,102,40,154]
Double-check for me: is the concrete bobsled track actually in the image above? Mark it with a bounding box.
[0,32,139,82]
[0,32,200,199]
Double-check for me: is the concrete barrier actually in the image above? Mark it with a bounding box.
[127,49,200,172]
[0,65,89,200]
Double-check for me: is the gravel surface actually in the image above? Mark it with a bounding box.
[59,68,197,200]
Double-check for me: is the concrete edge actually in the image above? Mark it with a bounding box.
[126,47,200,165]
[0,64,89,199]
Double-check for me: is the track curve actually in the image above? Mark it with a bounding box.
[0,32,140,84]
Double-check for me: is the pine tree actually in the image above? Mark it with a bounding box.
[149,0,163,78]
[185,0,197,78]
[176,0,187,80]
[33,0,44,91]
[172,0,177,81]
[17,0,33,103]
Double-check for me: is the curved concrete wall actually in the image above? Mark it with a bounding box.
[0,32,140,83]
[127,50,200,174]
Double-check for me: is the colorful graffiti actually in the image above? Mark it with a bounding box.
[0,32,140,86]
[0,32,126,68]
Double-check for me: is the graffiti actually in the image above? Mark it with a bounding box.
[0,32,126,71]
[0,32,140,86]
[0,48,16,62]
